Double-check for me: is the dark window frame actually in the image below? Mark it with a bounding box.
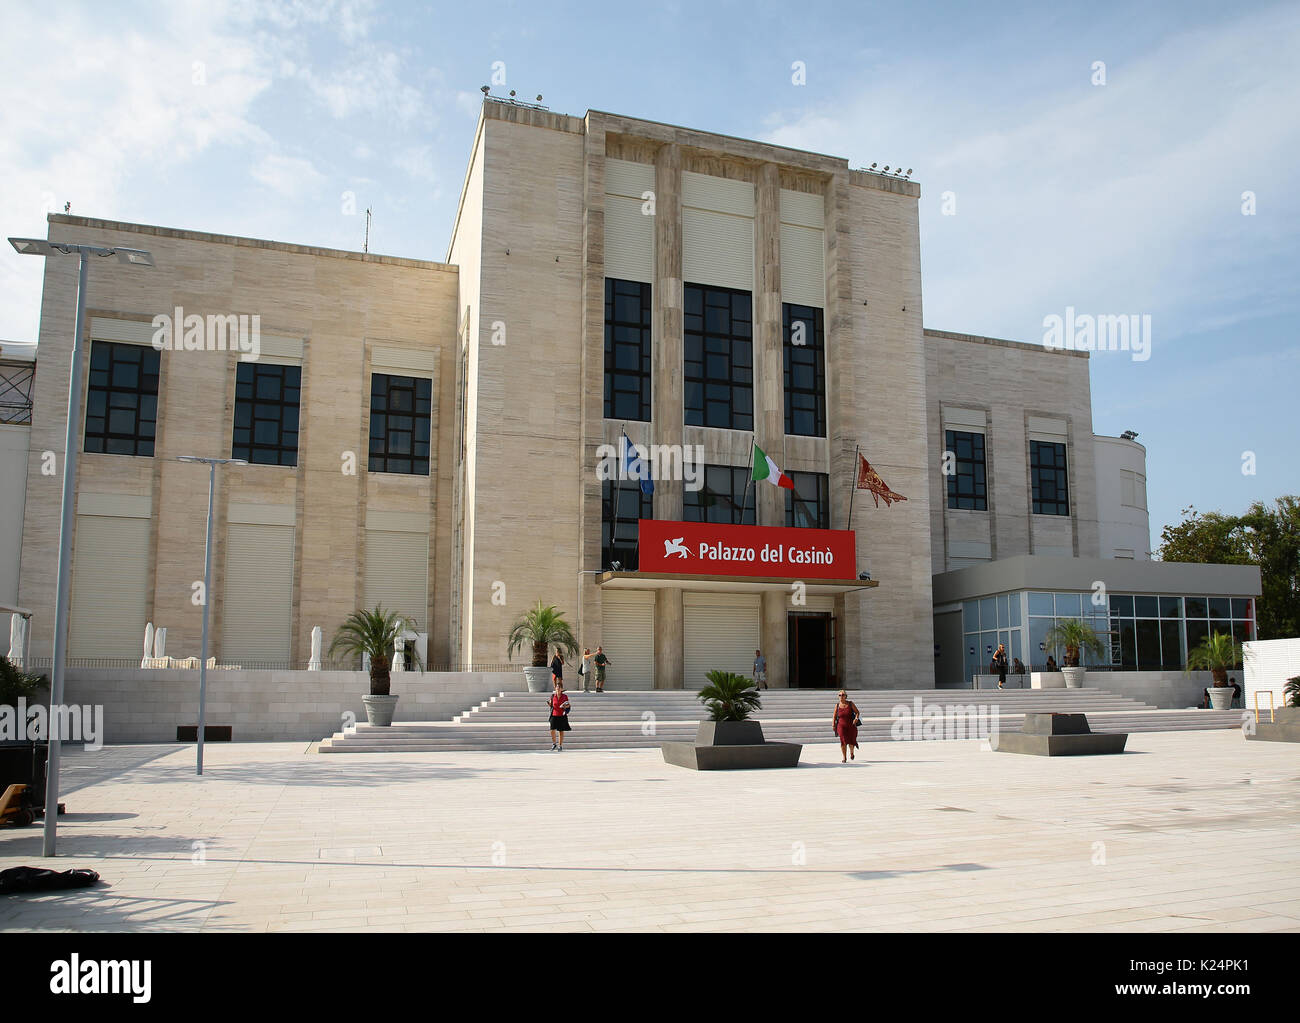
[232,362,301,467]
[84,340,160,457]
[786,470,830,529]
[783,303,826,437]
[1030,440,1069,516]
[368,372,432,476]
[602,479,653,570]
[684,464,755,525]
[945,429,987,510]
[604,278,653,422]
[684,283,753,432]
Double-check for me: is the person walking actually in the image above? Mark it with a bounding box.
[548,679,571,750]
[578,647,593,693]
[993,644,1008,689]
[832,689,860,763]
[550,649,565,688]
[593,645,611,693]
[752,649,768,690]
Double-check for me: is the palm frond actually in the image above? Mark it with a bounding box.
[696,669,762,722]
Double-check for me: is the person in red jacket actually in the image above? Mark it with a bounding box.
[548,680,571,751]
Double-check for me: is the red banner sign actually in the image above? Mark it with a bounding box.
[636,520,857,580]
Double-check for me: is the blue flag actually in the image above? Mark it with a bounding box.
[621,431,654,495]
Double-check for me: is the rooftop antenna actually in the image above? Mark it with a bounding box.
[364,206,372,254]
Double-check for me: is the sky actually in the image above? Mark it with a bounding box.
[1,0,1296,543]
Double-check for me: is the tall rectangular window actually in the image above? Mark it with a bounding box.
[783,303,825,437]
[786,470,830,529]
[85,340,160,457]
[369,373,431,475]
[604,278,652,421]
[945,430,987,510]
[1030,440,1069,515]
[684,464,755,524]
[232,363,301,466]
[602,479,652,570]
[684,284,752,431]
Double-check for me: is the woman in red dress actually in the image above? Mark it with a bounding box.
[832,689,860,763]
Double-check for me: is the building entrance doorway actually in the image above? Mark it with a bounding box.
[788,612,836,688]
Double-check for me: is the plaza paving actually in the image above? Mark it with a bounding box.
[0,731,1297,932]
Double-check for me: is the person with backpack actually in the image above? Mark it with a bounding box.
[548,679,571,751]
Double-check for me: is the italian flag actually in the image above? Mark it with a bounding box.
[752,443,795,489]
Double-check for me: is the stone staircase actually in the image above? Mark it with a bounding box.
[318,688,1244,753]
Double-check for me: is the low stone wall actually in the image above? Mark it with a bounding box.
[972,670,1226,708]
[62,668,525,743]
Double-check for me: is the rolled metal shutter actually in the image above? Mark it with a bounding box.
[599,590,655,690]
[68,515,151,659]
[682,593,761,691]
[364,530,429,631]
[605,159,655,284]
[221,523,295,664]
[779,189,825,307]
[682,171,755,293]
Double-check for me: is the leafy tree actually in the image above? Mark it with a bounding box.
[697,670,762,722]
[1156,497,1299,641]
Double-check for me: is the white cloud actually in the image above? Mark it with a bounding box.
[761,6,1300,346]
[250,154,327,196]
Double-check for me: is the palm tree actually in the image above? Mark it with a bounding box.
[1042,618,1107,667]
[1284,675,1299,708]
[697,670,762,722]
[506,601,578,666]
[328,606,423,696]
[1185,631,1240,687]
[0,655,46,707]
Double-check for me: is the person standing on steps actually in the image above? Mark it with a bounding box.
[752,649,768,690]
[578,647,593,693]
[993,644,1008,690]
[593,645,611,693]
[550,649,565,688]
[832,689,860,763]
[549,679,571,750]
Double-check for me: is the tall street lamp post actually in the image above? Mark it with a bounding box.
[8,237,153,856]
[175,456,245,776]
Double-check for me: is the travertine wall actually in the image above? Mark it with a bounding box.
[18,216,458,666]
[61,668,522,742]
[924,330,1100,576]
[463,106,587,665]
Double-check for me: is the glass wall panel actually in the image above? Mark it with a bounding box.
[1029,618,1053,667]
[1160,596,1183,618]
[1185,618,1209,654]
[1029,592,1055,616]
[1134,595,1159,618]
[963,600,979,632]
[1116,619,1137,668]
[1054,592,1081,617]
[1231,598,1252,618]
[1208,597,1231,621]
[1009,594,1022,627]
[1160,620,1183,669]
[1135,619,1161,670]
[1184,596,1207,618]
[980,598,996,631]
[997,595,1009,627]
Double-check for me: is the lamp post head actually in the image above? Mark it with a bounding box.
[9,237,154,266]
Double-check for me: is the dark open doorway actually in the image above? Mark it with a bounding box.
[788,612,836,688]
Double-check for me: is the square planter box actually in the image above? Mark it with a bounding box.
[662,720,802,771]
